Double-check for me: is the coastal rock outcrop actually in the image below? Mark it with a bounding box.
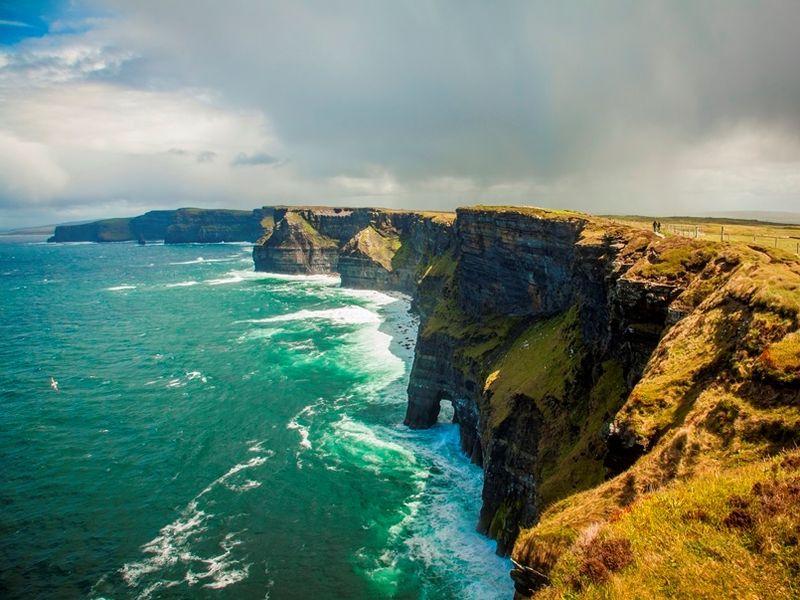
[252,207,454,293]
[403,208,695,555]
[252,210,340,273]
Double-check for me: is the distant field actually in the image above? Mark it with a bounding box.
[607,215,800,255]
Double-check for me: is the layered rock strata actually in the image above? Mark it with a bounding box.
[252,207,454,293]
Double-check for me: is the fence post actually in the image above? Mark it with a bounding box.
[720,226,724,242]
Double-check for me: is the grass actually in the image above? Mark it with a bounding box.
[259,213,275,230]
[283,212,337,248]
[630,238,717,282]
[485,308,583,429]
[615,241,800,449]
[421,286,520,367]
[535,451,800,599]
[509,229,800,598]
[462,205,588,223]
[391,204,800,599]
[390,238,416,271]
[415,210,456,224]
[756,331,800,385]
[483,310,629,510]
[343,225,401,270]
[537,361,627,506]
[610,215,800,256]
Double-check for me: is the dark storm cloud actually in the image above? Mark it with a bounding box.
[93,0,800,185]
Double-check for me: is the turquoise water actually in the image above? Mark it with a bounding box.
[0,239,510,599]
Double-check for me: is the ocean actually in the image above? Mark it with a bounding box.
[0,239,510,599]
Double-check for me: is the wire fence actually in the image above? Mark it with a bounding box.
[666,223,800,255]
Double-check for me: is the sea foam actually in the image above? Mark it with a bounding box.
[118,452,272,596]
[247,305,380,326]
[105,284,136,291]
[165,280,199,288]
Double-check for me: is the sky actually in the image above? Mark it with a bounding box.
[1,1,800,227]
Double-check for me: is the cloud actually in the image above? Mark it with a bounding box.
[1,1,800,226]
[0,131,69,206]
[196,150,216,163]
[231,151,278,167]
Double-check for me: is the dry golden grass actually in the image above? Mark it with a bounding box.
[283,211,338,247]
[463,204,588,222]
[342,225,401,270]
[611,215,800,256]
[532,451,800,600]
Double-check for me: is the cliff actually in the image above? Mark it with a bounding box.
[252,206,454,293]
[252,204,800,599]
[47,208,270,243]
[401,206,799,599]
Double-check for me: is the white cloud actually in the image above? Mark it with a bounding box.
[330,168,400,197]
[0,132,69,205]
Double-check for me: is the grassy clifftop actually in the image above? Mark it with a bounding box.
[508,229,800,598]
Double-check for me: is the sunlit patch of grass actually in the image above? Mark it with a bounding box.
[342,225,401,271]
[534,452,800,600]
[625,237,717,283]
[284,211,338,247]
[756,331,800,385]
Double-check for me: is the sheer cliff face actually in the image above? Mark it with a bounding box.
[251,204,701,556]
[252,210,340,273]
[251,207,454,293]
[403,208,686,554]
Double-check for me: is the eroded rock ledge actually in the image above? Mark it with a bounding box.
[252,205,800,599]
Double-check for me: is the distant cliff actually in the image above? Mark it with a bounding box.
[47,208,270,243]
[251,204,800,599]
[252,206,454,294]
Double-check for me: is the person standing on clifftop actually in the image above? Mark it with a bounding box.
[652,220,658,232]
